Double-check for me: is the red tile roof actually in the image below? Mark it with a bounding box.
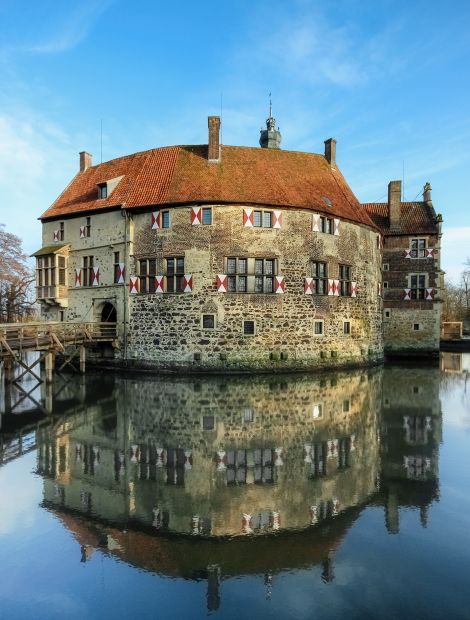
[41,145,377,229]
[363,201,439,235]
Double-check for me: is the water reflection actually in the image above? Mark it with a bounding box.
[1,362,445,611]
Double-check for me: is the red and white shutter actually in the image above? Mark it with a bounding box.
[91,266,100,286]
[74,268,82,288]
[312,213,321,232]
[242,513,253,533]
[333,218,340,236]
[191,206,202,225]
[129,276,139,294]
[272,210,282,229]
[79,226,86,238]
[426,248,435,258]
[327,439,338,459]
[182,274,193,293]
[350,434,356,452]
[216,274,227,293]
[275,276,285,293]
[53,230,60,242]
[351,281,357,298]
[243,208,254,227]
[151,211,161,230]
[304,277,314,295]
[328,279,338,296]
[155,275,164,293]
[403,288,411,300]
[425,288,435,300]
[117,263,125,284]
[404,248,412,258]
[271,511,280,530]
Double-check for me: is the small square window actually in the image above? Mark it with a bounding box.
[243,320,255,335]
[343,321,351,335]
[382,264,389,271]
[202,207,212,225]
[241,408,254,423]
[202,314,215,329]
[384,309,391,319]
[343,400,350,413]
[202,415,215,430]
[314,320,324,336]
[413,323,420,331]
[312,404,323,419]
[253,211,262,227]
[383,281,388,289]
[162,211,170,228]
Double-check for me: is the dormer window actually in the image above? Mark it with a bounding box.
[98,183,107,199]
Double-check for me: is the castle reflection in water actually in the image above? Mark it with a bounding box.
[34,364,441,607]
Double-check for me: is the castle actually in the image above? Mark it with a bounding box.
[33,113,442,371]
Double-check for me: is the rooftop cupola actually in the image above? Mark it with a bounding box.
[259,96,281,149]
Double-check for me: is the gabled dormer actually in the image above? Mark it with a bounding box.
[97,175,124,200]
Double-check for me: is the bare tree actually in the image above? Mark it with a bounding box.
[0,224,35,323]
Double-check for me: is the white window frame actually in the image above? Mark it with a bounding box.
[201,314,216,330]
[343,320,351,336]
[313,319,325,336]
[243,319,256,336]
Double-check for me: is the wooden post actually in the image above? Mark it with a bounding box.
[80,346,86,374]
[3,357,13,414]
[45,351,54,384]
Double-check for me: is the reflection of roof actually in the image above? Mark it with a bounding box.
[40,145,376,229]
[48,503,362,578]
[363,202,438,235]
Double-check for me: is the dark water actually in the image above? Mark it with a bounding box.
[0,353,469,619]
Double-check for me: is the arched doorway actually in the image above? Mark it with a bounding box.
[101,302,117,323]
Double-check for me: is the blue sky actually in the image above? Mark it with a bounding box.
[0,0,469,281]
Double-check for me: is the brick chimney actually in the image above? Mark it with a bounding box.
[208,116,221,163]
[423,182,432,205]
[80,151,92,172]
[388,180,402,230]
[324,138,337,168]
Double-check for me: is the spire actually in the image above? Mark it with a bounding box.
[260,93,281,149]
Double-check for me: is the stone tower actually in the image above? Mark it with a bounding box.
[259,97,281,149]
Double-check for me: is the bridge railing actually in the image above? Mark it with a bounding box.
[0,322,117,354]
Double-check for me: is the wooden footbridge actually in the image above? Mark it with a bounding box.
[0,322,117,386]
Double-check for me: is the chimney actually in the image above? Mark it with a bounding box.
[388,180,402,230]
[208,116,221,163]
[324,138,337,168]
[423,182,432,205]
[80,151,92,172]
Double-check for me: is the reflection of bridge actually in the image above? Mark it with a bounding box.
[0,322,117,385]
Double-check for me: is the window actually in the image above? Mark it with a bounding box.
[139,258,157,293]
[114,251,121,284]
[411,238,426,258]
[312,404,323,419]
[384,309,391,319]
[410,274,426,300]
[59,310,65,322]
[242,408,254,423]
[58,256,66,286]
[162,210,170,228]
[253,210,274,228]
[343,321,351,335]
[314,320,324,336]
[36,255,55,294]
[82,255,94,287]
[320,216,334,234]
[202,207,212,225]
[58,221,64,241]
[243,320,255,335]
[307,443,327,479]
[202,314,215,329]
[202,416,215,431]
[383,281,389,289]
[343,400,350,413]
[227,257,276,293]
[339,265,352,296]
[311,261,328,295]
[85,217,91,237]
[98,183,107,199]
[383,263,389,271]
[413,323,421,331]
[166,257,185,293]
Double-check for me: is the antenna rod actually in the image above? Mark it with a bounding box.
[100,119,103,164]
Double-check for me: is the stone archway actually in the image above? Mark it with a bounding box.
[100,302,117,323]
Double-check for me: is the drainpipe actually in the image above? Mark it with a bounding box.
[121,204,129,364]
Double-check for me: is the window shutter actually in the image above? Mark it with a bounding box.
[404,249,412,258]
[312,214,321,232]
[74,268,81,287]
[304,277,314,294]
[351,281,357,297]
[333,219,340,236]
[151,211,161,230]
[216,450,227,471]
[272,210,282,229]
[79,226,86,239]
[327,439,338,458]
[328,279,339,296]
[426,248,435,258]
[275,275,285,293]
[216,274,227,293]
[155,275,164,293]
[274,447,283,466]
[182,274,193,292]
[191,206,202,225]
[129,276,139,294]
[425,288,435,300]
[243,208,254,227]
[91,266,100,286]
[53,230,60,241]
[403,288,411,300]
[350,434,356,451]
[117,263,125,284]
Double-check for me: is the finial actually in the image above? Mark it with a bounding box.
[269,92,272,119]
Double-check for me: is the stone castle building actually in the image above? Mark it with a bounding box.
[33,113,442,371]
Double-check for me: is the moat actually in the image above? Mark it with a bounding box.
[0,353,469,619]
